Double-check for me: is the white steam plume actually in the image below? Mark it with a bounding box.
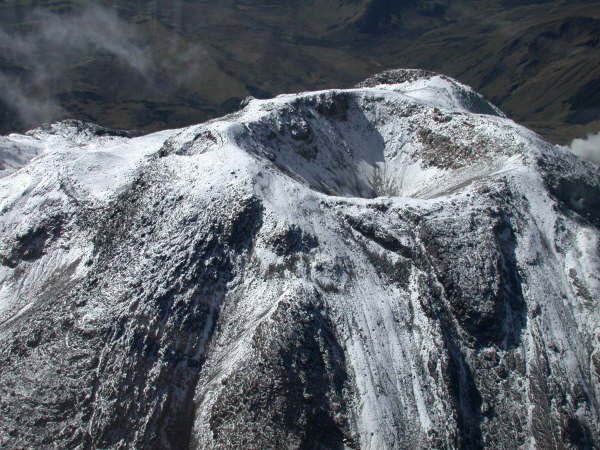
[567,132,600,165]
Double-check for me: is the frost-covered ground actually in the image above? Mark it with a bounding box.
[0,69,599,449]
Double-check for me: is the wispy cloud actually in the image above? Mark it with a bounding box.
[0,4,214,132]
[567,132,600,165]
[0,72,65,127]
[0,4,150,129]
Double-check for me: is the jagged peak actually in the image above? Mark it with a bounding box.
[356,68,504,117]
[356,68,438,87]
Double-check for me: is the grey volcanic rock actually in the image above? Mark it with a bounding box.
[356,68,438,88]
[0,71,599,449]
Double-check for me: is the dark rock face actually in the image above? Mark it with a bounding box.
[538,150,600,227]
[206,292,356,449]
[0,73,599,449]
[356,68,437,88]
[0,214,64,268]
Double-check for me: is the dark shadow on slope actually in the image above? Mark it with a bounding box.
[445,335,484,449]
[548,178,600,228]
[495,220,527,349]
[0,214,64,268]
[418,204,527,350]
[412,244,485,448]
[237,91,388,198]
[538,152,600,228]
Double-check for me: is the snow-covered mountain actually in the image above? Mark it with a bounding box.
[0,69,599,449]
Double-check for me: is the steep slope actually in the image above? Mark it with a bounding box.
[0,70,599,449]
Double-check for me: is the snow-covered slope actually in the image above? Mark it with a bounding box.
[0,135,44,178]
[0,69,599,449]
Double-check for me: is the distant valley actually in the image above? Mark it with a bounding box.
[0,0,599,143]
